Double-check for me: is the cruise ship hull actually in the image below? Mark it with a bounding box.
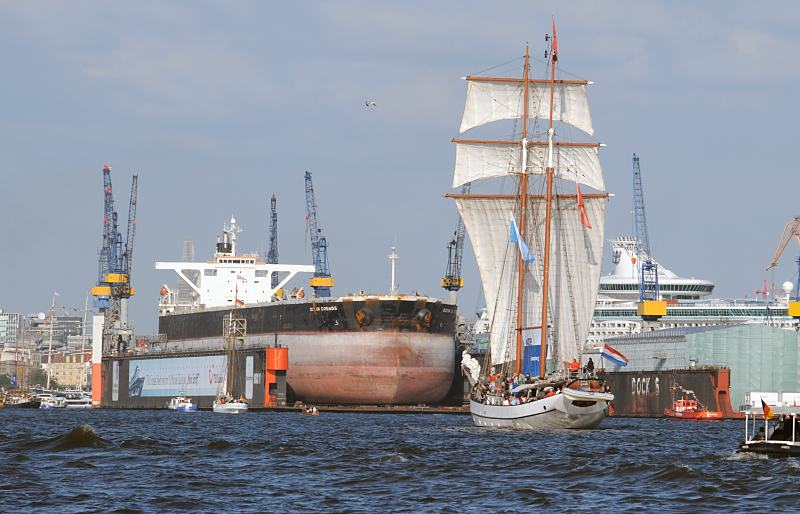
[101,297,458,407]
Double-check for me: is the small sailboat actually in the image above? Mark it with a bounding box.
[453,24,613,429]
[213,281,249,414]
[167,394,198,412]
[212,396,248,414]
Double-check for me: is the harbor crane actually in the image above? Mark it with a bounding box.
[766,216,800,271]
[441,182,470,303]
[90,164,138,352]
[304,171,334,297]
[267,193,279,289]
[766,216,800,318]
[632,154,666,321]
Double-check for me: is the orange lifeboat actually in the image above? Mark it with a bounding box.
[664,396,722,421]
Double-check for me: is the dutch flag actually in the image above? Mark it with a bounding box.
[601,344,629,367]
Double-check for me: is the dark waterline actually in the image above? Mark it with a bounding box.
[0,410,796,512]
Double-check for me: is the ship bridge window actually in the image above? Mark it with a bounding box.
[204,269,217,276]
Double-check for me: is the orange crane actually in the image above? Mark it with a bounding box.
[766,216,800,271]
[766,216,800,319]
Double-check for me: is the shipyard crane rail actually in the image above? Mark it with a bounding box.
[267,193,279,289]
[441,182,470,294]
[304,171,333,297]
[766,216,800,271]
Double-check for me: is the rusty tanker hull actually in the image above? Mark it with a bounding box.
[102,296,458,408]
[598,367,738,418]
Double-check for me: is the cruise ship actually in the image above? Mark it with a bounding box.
[589,236,797,344]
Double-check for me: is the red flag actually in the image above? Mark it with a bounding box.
[577,183,591,228]
[552,19,558,62]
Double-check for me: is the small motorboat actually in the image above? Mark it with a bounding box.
[212,395,248,414]
[38,394,66,409]
[739,404,800,457]
[5,394,42,409]
[302,406,320,416]
[167,395,197,412]
[665,397,722,421]
[64,391,94,409]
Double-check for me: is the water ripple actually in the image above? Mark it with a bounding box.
[0,410,796,511]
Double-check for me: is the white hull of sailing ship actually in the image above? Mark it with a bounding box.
[212,400,248,414]
[453,31,614,429]
[470,388,613,429]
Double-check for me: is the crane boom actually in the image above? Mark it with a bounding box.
[304,171,333,297]
[124,175,138,278]
[441,182,470,293]
[632,153,651,259]
[632,153,659,302]
[267,193,279,288]
[766,216,800,271]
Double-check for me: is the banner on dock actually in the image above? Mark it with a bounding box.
[128,355,227,397]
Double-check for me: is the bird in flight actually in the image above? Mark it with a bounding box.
[365,100,377,108]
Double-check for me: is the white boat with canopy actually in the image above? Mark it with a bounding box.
[453,23,613,429]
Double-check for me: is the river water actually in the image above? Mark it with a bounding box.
[0,409,796,512]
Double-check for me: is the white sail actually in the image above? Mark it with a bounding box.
[455,196,606,367]
[455,197,518,367]
[453,141,603,191]
[459,79,593,135]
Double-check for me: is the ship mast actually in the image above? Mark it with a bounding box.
[538,22,558,378]
[513,45,531,375]
[447,23,604,376]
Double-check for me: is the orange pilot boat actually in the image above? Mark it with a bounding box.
[665,395,722,421]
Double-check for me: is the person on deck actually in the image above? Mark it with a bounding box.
[586,357,595,376]
[569,359,580,377]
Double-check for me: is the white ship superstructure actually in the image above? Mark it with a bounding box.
[156,217,314,313]
[589,237,797,343]
[598,237,714,301]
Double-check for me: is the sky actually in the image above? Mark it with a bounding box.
[1,1,799,333]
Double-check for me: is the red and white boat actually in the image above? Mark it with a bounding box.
[664,396,722,421]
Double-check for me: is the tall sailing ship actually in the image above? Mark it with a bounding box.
[453,25,613,429]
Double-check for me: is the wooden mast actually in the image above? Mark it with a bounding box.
[538,24,557,379]
[513,44,530,375]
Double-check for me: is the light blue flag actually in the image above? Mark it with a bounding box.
[509,213,535,263]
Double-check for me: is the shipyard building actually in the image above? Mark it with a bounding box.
[602,324,800,409]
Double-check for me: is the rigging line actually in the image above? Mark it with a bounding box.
[554,188,583,362]
[468,56,524,77]
[482,235,515,375]
[528,55,588,82]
